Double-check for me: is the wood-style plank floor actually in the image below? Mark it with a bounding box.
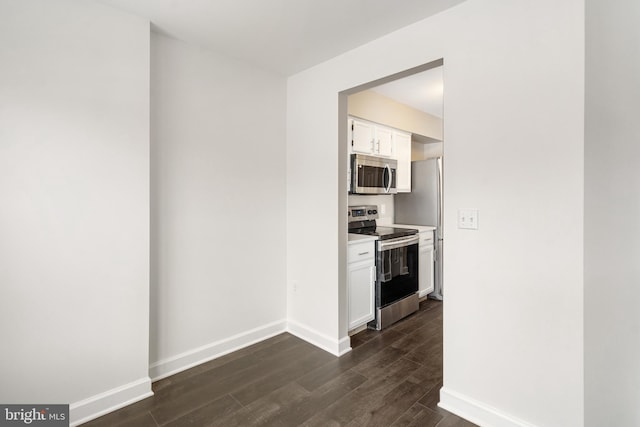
[83,299,477,427]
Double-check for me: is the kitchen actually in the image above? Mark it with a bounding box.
[344,64,445,336]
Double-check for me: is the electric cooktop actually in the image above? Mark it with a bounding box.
[348,221,418,241]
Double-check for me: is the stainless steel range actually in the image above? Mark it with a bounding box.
[348,205,420,330]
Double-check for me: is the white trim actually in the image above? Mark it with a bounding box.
[439,387,537,427]
[338,336,352,356]
[418,289,431,298]
[70,377,153,427]
[348,324,367,336]
[286,319,346,356]
[149,319,287,381]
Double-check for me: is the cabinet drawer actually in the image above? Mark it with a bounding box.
[419,232,434,247]
[348,241,375,264]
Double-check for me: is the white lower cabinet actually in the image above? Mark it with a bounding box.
[418,231,435,297]
[348,240,375,330]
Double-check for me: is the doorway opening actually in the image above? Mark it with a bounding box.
[339,58,445,345]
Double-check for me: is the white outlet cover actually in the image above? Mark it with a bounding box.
[458,209,479,230]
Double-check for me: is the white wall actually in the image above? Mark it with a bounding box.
[150,33,287,379]
[287,0,584,426]
[585,0,640,425]
[0,0,150,424]
[348,90,443,140]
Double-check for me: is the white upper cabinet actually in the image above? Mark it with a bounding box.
[350,118,393,158]
[393,130,412,193]
[375,126,393,157]
[351,119,376,154]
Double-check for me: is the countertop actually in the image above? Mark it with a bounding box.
[347,234,378,244]
[384,223,437,233]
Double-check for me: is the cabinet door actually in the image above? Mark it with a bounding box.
[351,119,375,154]
[419,243,435,297]
[375,126,394,157]
[348,260,375,330]
[394,131,412,192]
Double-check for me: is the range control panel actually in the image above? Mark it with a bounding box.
[348,205,379,222]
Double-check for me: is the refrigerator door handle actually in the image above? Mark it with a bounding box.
[437,158,443,239]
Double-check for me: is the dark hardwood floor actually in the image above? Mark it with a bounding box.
[83,299,477,427]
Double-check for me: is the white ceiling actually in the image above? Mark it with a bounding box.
[97,0,466,76]
[371,66,444,118]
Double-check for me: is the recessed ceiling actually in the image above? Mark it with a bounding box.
[370,66,444,118]
[97,0,466,76]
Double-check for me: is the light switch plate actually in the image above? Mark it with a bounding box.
[458,209,479,230]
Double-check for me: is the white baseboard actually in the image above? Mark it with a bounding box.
[348,324,367,336]
[70,377,153,427]
[149,319,287,381]
[439,387,535,427]
[286,319,351,356]
[338,336,352,356]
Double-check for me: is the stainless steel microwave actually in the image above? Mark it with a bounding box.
[351,154,397,195]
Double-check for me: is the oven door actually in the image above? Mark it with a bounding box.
[376,236,419,307]
[352,154,397,194]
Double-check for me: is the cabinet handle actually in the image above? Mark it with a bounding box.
[376,139,380,152]
[358,251,370,255]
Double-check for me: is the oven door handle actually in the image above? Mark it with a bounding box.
[377,235,419,251]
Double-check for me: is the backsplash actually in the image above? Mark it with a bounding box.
[347,194,395,225]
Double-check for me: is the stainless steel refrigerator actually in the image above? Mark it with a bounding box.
[394,157,443,300]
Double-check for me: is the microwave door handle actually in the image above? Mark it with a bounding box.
[384,164,392,193]
[382,164,388,192]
